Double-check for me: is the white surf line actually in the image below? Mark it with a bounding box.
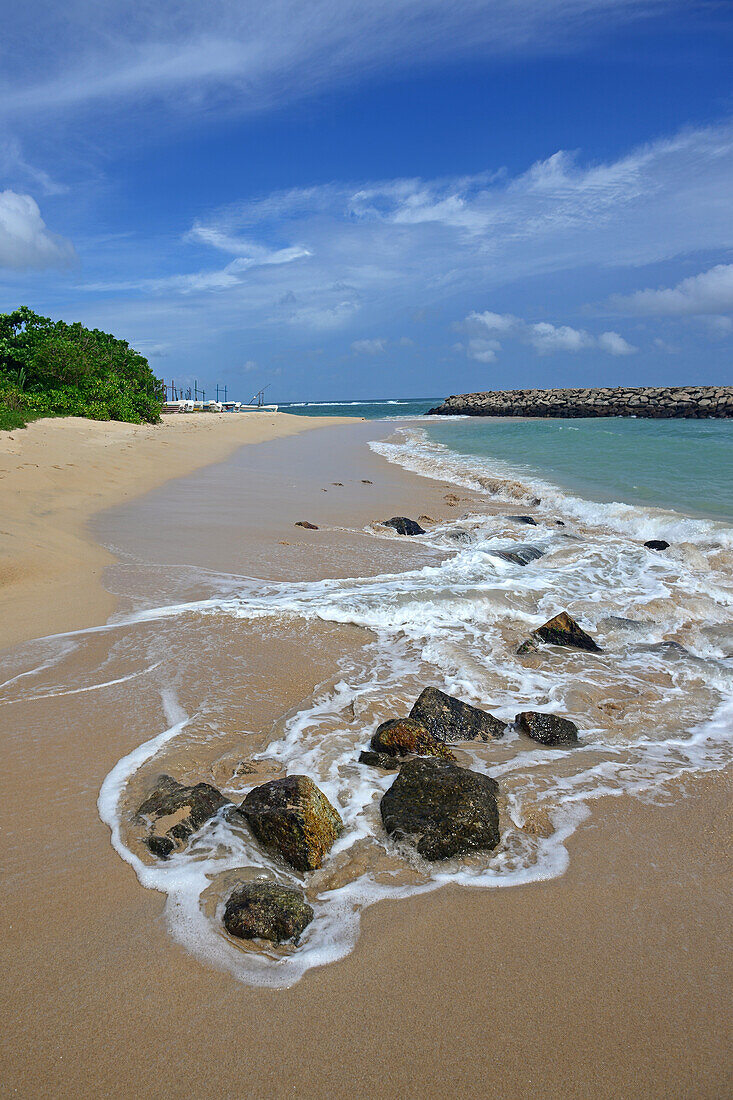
[0,661,162,706]
[97,688,191,888]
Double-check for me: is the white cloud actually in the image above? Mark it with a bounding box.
[529,322,593,353]
[459,311,637,360]
[351,337,386,354]
[0,189,75,269]
[611,262,733,316]
[242,359,258,371]
[467,310,518,332]
[466,337,501,363]
[597,330,637,355]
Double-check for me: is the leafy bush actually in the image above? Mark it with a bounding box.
[0,306,164,429]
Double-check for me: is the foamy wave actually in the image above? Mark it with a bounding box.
[370,428,733,548]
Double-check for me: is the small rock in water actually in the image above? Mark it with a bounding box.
[358,749,403,770]
[532,610,601,652]
[505,514,538,526]
[417,514,435,525]
[332,482,343,486]
[223,882,314,943]
[136,775,230,853]
[145,835,175,859]
[644,539,670,551]
[409,686,506,742]
[494,544,544,567]
[361,479,372,484]
[371,717,456,759]
[515,711,579,746]
[241,775,343,872]
[382,516,425,536]
[380,758,500,861]
[294,520,319,530]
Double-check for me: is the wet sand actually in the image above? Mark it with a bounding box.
[0,419,730,1099]
[0,411,352,650]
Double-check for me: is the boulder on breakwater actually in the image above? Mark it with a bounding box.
[428,385,733,419]
[380,758,500,860]
[241,775,343,872]
[223,882,314,943]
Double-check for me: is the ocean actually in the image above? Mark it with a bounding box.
[3,413,731,988]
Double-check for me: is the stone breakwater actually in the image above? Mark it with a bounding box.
[428,386,733,418]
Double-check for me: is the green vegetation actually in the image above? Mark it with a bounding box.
[0,306,165,430]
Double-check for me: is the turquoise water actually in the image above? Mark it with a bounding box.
[281,398,437,418]
[422,416,733,521]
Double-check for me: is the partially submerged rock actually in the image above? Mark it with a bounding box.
[295,520,319,530]
[515,711,579,746]
[494,544,544,566]
[505,514,538,526]
[223,882,314,943]
[380,758,500,861]
[529,610,601,652]
[136,775,230,854]
[358,749,403,771]
[644,539,669,551]
[371,717,456,759]
[382,516,425,536]
[409,686,506,743]
[241,775,343,872]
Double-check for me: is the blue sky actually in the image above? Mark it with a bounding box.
[1,1,732,401]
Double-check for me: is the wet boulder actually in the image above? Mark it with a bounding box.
[382,516,425,536]
[136,775,230,854]
[532,610,601,652]
[409,686,506,743]
[644,539,669,551]
[505,515,538,526]
[358,749,403,771]
[515,711,579,746]
[494,544,544,567]
[295,520,319,530]
[371,717,456,760]
[380,758,500,861]
[241,775,343,872]
[223,882,314,943]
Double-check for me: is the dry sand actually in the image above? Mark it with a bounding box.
[0,416,730,1099]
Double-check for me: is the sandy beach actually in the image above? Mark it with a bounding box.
[1,416,731,1100]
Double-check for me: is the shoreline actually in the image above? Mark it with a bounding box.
[0,416,731,1098]
[0,412,354,651]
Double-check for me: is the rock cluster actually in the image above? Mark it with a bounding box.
[428,386,733,419]
[136,775,230,858]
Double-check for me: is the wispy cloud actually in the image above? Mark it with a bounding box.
[351,337,386,354]
[0,190,75,269]
[0,1,673,125]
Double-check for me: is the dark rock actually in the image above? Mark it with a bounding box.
[382,516,425,536]
[644,539,669,551]
[409,686,506,742]
[380,758,500,861]
[555,520,566,526]
[361,479,373,484]
[505,515,538,526]
[223,882,314,943]
[145,835,175,859]
[533,611,601,652]
[516,637,540,655]
[494,544,544,566]
[241,775,343,872]
[136,775,229,849]
[295,520,319,530]
[358,750,403,770]
[371,717,456,760]
[515,711,579,746]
